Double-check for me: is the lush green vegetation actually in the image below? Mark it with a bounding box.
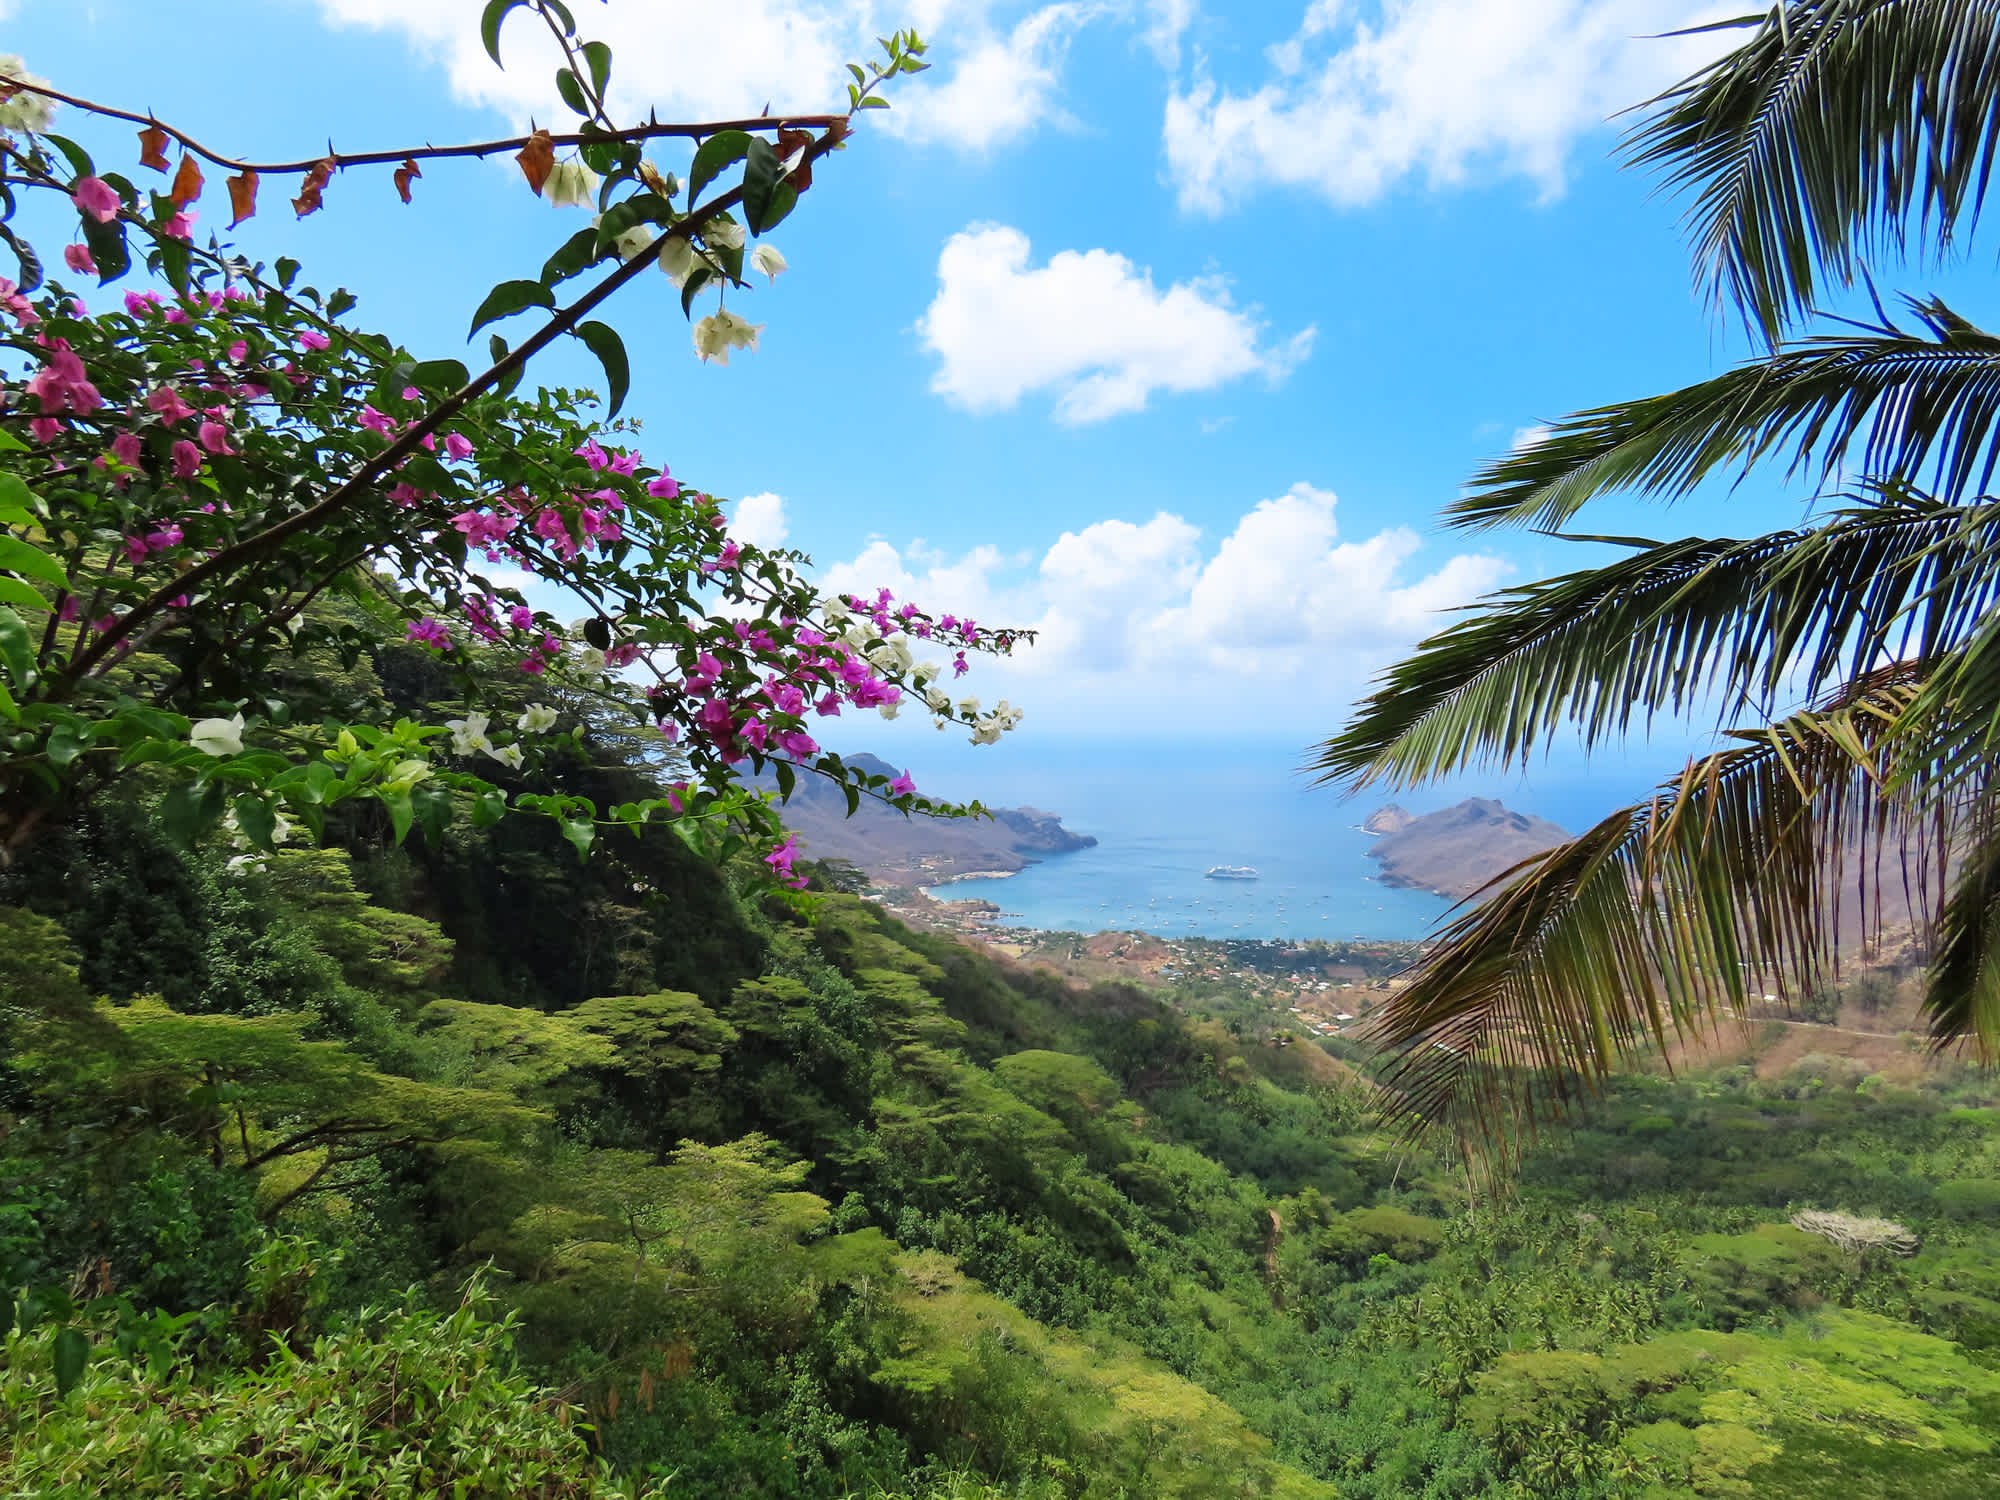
[5,604,2000,1498]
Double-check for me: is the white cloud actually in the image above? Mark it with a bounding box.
[315,1,1094,152]
[1163,0,1736,214]
[1141,0,1199,67]
[1511,424,1551,450]
[918,223,1314,423]
[820,481,1507,730]
[882,4,1098,150]
[730,491,791,549]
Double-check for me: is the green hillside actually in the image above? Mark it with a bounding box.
[4,631,1999,1499]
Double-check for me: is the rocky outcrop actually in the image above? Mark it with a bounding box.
[1365,798,1569,901]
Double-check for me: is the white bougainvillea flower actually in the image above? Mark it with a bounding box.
[189,712,245,757]
[576,646,607,674]
[482,743,525,770]
[517,704,559,733]
[0,56,56,134]
[704,219,746,251]
[657,235,700,286]
[446,711,492,756]
[750,244,787,283]
[545,159,600,210]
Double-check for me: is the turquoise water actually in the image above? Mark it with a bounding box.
[898,739,1669,942]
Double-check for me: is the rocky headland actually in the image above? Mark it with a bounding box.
[762,753,1096,884]
[1364,797,1570,901]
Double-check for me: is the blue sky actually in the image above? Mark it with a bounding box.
[5,0,1979,808]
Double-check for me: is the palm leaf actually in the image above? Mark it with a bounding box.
[1631,0,2000,340]
[1363,670,1970,1155]
[1320,487,2000,789]
[1450,297,2000,530]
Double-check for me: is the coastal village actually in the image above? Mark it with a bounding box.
[869,882,1423,1043]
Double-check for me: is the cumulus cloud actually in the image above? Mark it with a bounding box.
[819,482,1507,730]
[881,4,1098,149]
[315,1,1096,151]
[1163,0,1737,214]
[730,492,791,549]
[918,223,1314,423]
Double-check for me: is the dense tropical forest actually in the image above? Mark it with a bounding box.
[3,605,1998,1498]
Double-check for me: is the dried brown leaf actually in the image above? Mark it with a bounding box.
[292,158,334,219]
[516,128,555,195]
[137,123,170,173]
[227,170,258,228]
[393,157,421,205]
[169,153,204,209]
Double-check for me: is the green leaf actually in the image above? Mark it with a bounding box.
[470,788,509,828]
[0,472,36,521]
[0,534,70,590]
[843,783,860,817]
[0,430,29,455]
[45,719,94,767]
[742,137,784,235]
[581,40,612,99]
[555,66,589,116]
[757,180,799,235]
[158,780,225,848]
[231,793,276,851]
[0,606,33,688]
[679,266,712,320]
[582,616,611,649]
[688,130,752,204]
[275,256,300,289]
[541,225,600,286]
[775,759,796,803]
[560,815,595,862]
[573,320,629,417]
[51,1326,87,1397]
[0,579,48,613]
[41,133,95,182]
[467,278,555,339]
[79,214,129,285]
[479,0,526,66]
[545,0,576,34]
[327,288,356,319]
[409,358,470,393]
[0,224,42,296]
[382,787,415,845]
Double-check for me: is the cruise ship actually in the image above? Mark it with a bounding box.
[1204,865,1259,880]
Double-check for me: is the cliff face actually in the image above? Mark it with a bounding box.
[1364,798,1569,901]
[760,754,1096,884]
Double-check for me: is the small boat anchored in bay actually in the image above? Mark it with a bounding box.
[1204,865,1259,881]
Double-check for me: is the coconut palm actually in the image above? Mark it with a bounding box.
[1319,0,2000,1149]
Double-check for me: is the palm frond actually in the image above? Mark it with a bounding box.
[1319,487,2000,790]
[1363,670,1962,1156]
[1927,819,2000,1053]
[1631,0,2000,340]
[1450,297,2000,530]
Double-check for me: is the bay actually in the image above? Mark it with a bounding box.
[899,737,1681,942]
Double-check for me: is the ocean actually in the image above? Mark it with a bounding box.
[898,737,1690,943]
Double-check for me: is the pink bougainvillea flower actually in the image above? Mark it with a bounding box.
[889,770,917,797]
[147,522,184,552]
[358,405,394,434]
[122,290,161,316]
[297,329,331,352]
[71,176,121,223]
[197,419,235,456]
[658,720,681,745]
[26,340,102,416]
[169,439,202,478]
[0,278,39,325]
[405,617,451,651]
[780,729,819,758]
[604,643,641,668]
[444,432,474,461]
[226,339,247,362]
[162,307,189,325]
[387,483,427,508]
[28,417,61,443]
[161,208,196,241]
[574,437,609,471]
[645,471,679,499]
[109,431,144,466]
[146,385,195,424]
[608,449,639,476]
[508,605,535,632]
[57,595,80,623]
[518,655,546,674]
[123,534,150,564]
[62,243,96,275]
